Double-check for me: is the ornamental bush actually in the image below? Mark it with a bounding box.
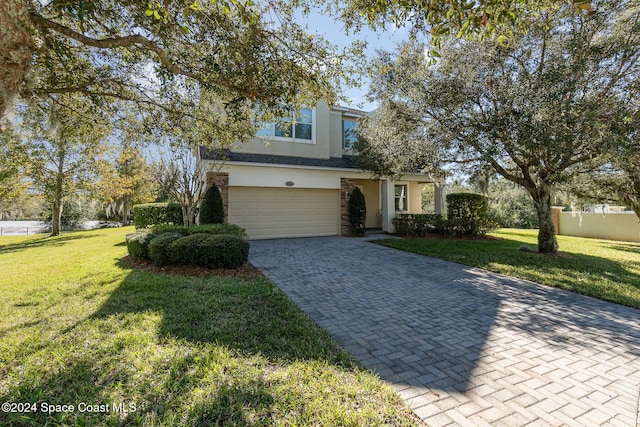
[150,223,247,238]
[392,214,444,237]
[446,193,496,235]
[125,230,157,258]
[132,203,183,229]
[199,184,225,224]
[148,232,183,266]
[347,187,367,236]
[197,234,250,269]
[167,233,212,265]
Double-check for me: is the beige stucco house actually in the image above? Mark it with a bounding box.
[198,102,443,239]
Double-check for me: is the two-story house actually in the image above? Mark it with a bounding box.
[198,102,444,239]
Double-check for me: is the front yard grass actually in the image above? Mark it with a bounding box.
[375,229,640,309]
[0,227,417,426]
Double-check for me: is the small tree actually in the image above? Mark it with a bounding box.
[347,187,366,236]
[154,146,209,227]
[199,184,224,224]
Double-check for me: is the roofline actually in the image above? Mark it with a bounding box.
[202,158,361,173]
[201,158,440,182]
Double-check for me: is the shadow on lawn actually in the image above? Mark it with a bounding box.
[0,232,102,255]
[94,261,358,366]
[0,351,276,426]
[0,263,357,426]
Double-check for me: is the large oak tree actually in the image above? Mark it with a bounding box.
[357,1,640,253]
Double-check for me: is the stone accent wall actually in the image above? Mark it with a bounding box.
[206,172,229,222]
[340,178,356,236]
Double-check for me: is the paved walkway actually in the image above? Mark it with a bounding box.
[250,236,640,426]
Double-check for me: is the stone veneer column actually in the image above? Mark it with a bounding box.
[340,178,356,236]
[206,172,229,222]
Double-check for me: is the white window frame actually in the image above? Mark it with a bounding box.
[395,183,408,212]
[256,108,316,144]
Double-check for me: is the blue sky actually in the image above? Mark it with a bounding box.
[297,8,411,111]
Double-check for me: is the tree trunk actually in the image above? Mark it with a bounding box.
[51,198,63,236]
[122,197,132,226]
[0,0,36,117]
[530,183,558,254]
[182,205,196,227]
[626,173,640,222]
[51,148,65,236]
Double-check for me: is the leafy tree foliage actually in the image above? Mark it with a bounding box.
[339,0,594,48]
[0,0,360,129]
[357,1,640,253]
[0,119,29,208]
[567,131,640,219]
[21,94,112,235]
[98,143,155,225]
[199,184,225,224]
[487,179,539,229]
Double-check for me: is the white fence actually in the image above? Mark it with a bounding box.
[558,212,640,243]
[0,221,49,236]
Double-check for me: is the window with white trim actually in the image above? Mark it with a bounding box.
[395,184,407,211]
[256,108,314,142]
[342,120,358,149]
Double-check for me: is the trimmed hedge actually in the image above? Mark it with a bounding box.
[148,232,183,266]
[392,214,444,237]
[167,233,212,265]
[132,203,183,229]
[446,193,490,235]
[150,223,247,238]
[199,184,225,224]
[125,230,157,258]
[197,234,249,269]
[125,221,250,269]
[393,210,498,237]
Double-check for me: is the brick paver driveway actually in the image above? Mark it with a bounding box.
[250,236,640,426]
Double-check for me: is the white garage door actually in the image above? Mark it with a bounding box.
[228,187,340,239]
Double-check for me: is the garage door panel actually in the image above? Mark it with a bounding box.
[229,187,339,239]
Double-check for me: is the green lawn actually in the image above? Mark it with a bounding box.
[0,227,417,426]
[375,229,640,309]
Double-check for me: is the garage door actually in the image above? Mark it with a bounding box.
[228,187,340,239]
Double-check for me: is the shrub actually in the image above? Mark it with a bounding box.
[446,193,491,235]
[148,232,183,265]
[199,184,225,224]
[167,233,212,265]
[132,203,183,229]
[392,214,443,237]
[197,234,250,269]
[150,223,247,238]
[125,230,157,258]
[347,187,367,236]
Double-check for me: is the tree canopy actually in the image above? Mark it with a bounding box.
[338,0,595,46]
[357,0,640,253]
[0,0,361,130]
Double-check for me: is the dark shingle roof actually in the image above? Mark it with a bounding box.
[199,147,359,169]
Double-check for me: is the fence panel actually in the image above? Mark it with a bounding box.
[558,212,640,243]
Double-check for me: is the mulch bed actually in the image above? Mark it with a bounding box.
[121,255,264,278]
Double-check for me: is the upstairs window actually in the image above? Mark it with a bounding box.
[257,108,314,142]
[342,120,358,149]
